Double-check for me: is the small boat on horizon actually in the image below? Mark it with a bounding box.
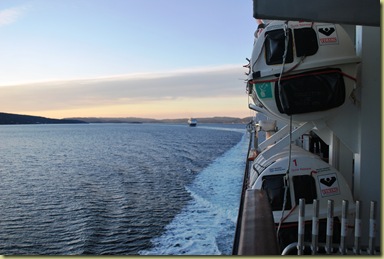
[188,118,197,127]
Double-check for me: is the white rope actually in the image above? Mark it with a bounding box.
[276,21,293,238]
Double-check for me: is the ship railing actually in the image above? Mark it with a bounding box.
[282,198,380,255]
[232,123,256,255]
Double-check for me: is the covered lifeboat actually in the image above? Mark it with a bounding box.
[247,21,361,124]
[249,144,354,222]
[248,143,356,252]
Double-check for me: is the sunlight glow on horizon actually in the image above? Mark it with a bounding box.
[0,65,251,119]
[19,95,252,120]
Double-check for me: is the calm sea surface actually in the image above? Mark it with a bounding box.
[0,123,247,255]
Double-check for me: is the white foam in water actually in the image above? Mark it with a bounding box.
[140,131,248,255]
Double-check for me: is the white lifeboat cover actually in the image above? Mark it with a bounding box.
[248,21,360,124]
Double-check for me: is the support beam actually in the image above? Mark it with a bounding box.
[259,121,315,160]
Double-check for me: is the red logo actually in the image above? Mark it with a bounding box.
[321,187,339,195]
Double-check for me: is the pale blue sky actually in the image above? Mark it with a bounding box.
[0,0,256,119]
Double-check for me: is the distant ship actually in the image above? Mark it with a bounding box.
[187,118,197,127]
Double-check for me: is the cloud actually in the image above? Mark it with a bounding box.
[0,65,248,115]
[0,6,27,27]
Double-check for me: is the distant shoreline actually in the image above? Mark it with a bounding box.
[0,112,253,125]
[0,112,86,125]
[65,116,253,124]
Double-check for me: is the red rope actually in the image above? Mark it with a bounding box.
[276,220,313,229]
[249,69,357,85]
[279,204,298,225]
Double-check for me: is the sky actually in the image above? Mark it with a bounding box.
[0,0,257,119]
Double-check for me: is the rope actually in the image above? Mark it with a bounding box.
[249,69,357,85]
[276,24,293,238]
[277,115,293,237]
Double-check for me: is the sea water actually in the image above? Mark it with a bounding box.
[0,123,248,255]
[140,127,247,255]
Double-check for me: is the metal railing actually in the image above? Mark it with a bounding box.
[282,199,380,255]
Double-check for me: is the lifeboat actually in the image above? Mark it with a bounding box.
[247,21,361,124]
[250,145,355,221]
[249,144,355,251]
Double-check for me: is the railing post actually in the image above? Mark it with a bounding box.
[297,198,305,255]
[368,201,377,255]
[325,199,334,254]
[354,200,361,255]
[311,199,319,255]
[340,200,348,254]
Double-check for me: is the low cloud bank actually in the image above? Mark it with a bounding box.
[0,65,247,113]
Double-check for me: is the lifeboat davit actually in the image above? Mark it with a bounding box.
[247,21,361,124]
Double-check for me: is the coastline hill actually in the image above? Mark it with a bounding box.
[0,112,86,125]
